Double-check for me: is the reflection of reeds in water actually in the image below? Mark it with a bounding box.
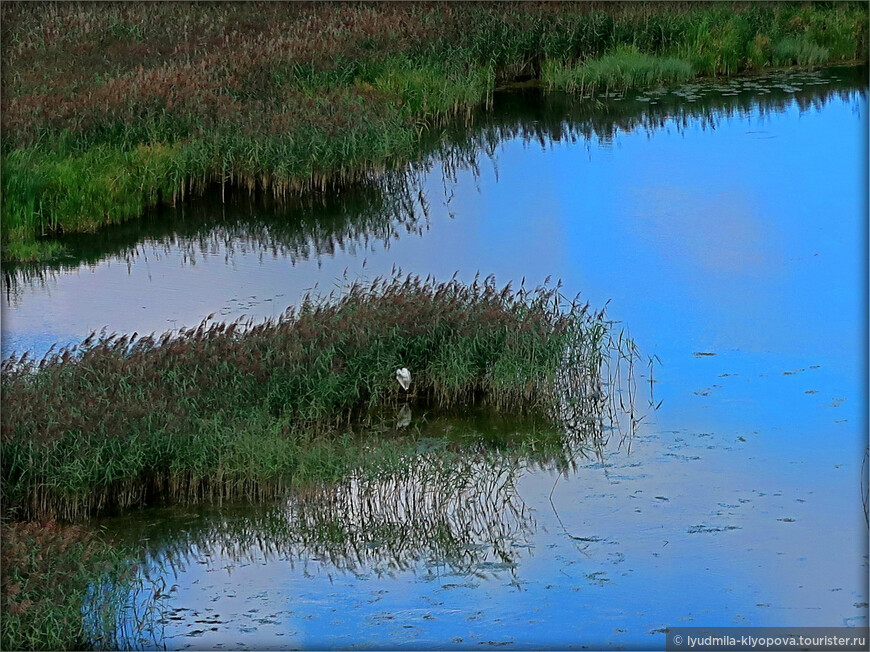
[97,393,626,647]
[108,412,610,585]
[442,67,866,160]
[3,66,864,299]
[2,171,426,304]
[287,452,532,575]
[549,292,645,453]
[104,440,541,647]
[112,449,542,635]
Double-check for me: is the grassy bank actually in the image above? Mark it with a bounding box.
[1,520,137,651]
[2,2,866,261]
[1,275,616,521]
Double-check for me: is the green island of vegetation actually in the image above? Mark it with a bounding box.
[2,1,866,261]
[2,275,611,522]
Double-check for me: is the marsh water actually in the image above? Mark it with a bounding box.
[3,66,868,648]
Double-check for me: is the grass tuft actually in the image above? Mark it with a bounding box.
[543,46,695,94]
[772,36,831,66]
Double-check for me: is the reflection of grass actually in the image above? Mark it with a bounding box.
[240,444,535,575]
[2,174,425,296]
[2,2,866,261]
[105,416,589,584]
[2,276,617,521]
[2,419,589,650]
[0,521,136,651]
[543,47,694,94]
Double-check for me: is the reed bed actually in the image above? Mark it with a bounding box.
[2,2,866,261]
[4,64,862,296]
[0,520,137,651]
[1,275,614,521]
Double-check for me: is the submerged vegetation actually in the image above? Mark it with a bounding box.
[1,275,628,521]
[1,1,866,260]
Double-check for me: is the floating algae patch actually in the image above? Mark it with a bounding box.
[1,274,640,522]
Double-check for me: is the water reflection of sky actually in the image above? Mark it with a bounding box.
[129,423,866,649]
[4,70,867,648]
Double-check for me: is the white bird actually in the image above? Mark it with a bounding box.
[396,367,411,391]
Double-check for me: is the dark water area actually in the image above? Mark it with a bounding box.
[3,66,868,648]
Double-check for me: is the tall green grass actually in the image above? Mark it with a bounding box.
[2,2,866,261]
[1,275,621,521]
[4,65,862,281]
[543,46,695,94]
[772,35,831,66]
